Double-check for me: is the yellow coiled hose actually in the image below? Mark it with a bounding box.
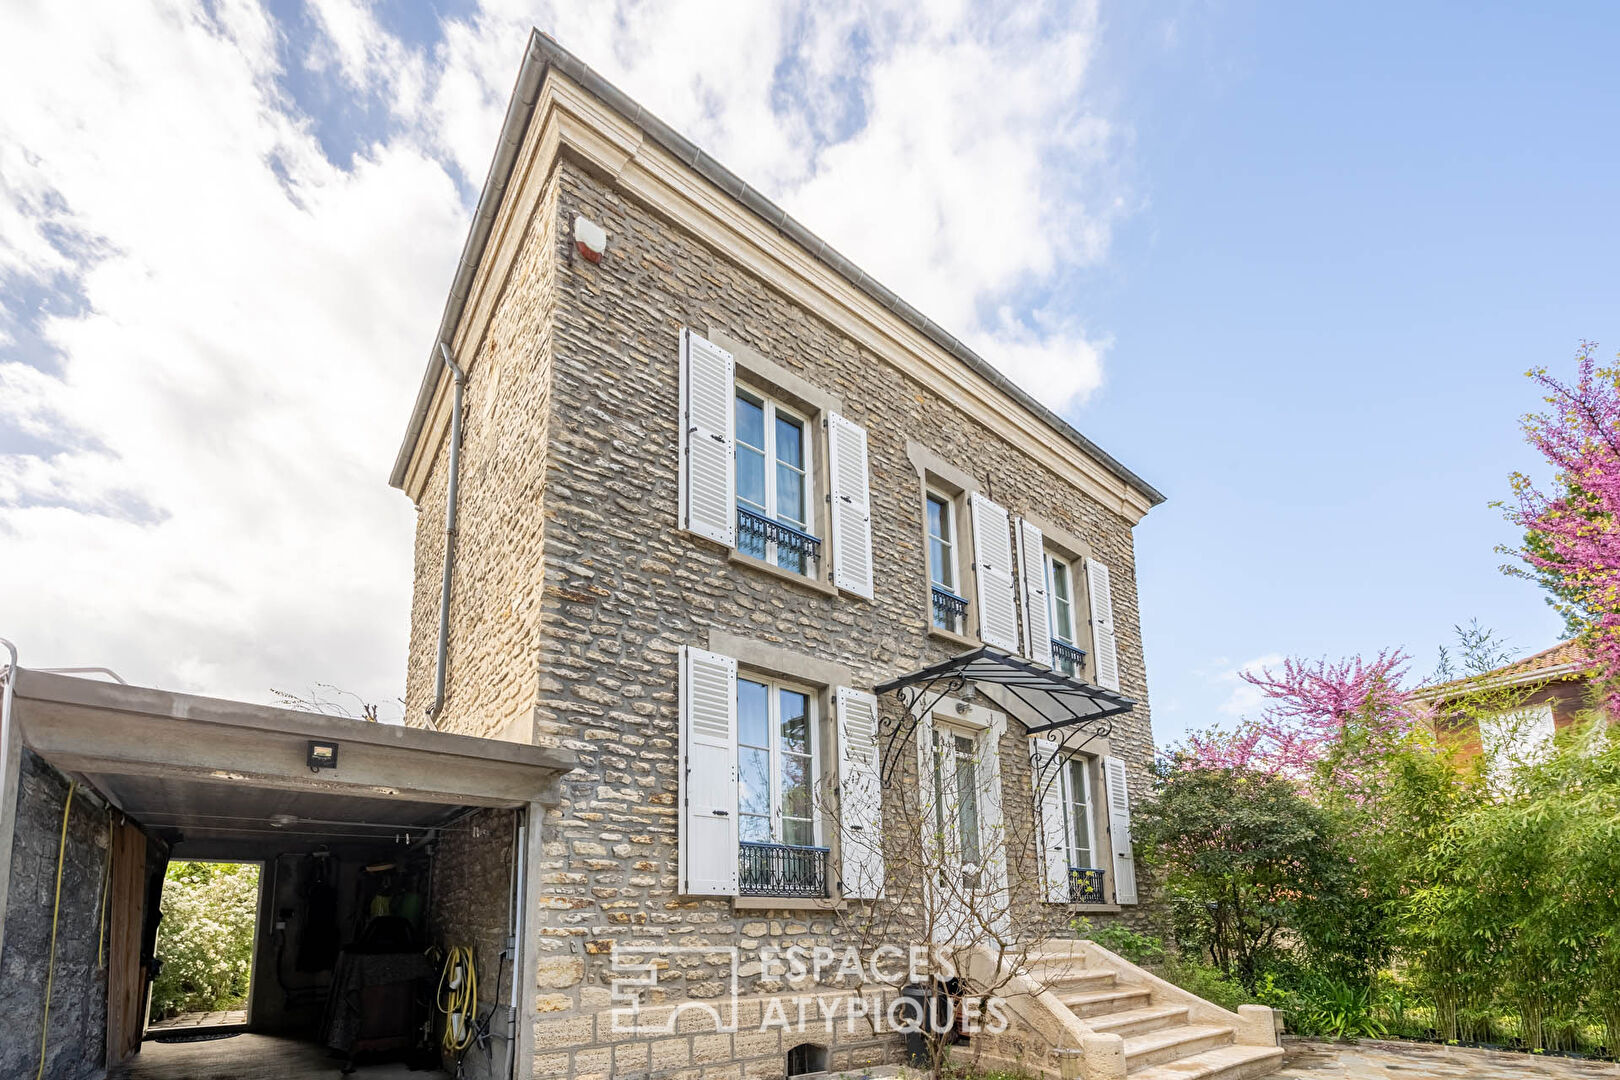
[437,945,478,1054]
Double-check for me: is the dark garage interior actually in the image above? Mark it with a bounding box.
[1,669,569,1080]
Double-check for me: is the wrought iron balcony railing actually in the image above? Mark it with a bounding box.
[737,505,821,570]
[1068,866,1106,904]
[739,842,830,899]
[1051,638,1087,675]
[931,584,968,631]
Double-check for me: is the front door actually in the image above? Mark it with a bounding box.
[921,714,1007,947]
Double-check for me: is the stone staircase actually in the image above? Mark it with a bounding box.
[965,940,1284,1080]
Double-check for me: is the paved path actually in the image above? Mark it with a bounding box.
[1277,1038,1619,1078]
[147,1007,247,1030]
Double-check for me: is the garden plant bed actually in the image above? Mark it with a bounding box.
[1276,1037,1620,1078]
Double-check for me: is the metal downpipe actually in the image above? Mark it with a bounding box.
[426,343,468,725]
[503,810,527,1080]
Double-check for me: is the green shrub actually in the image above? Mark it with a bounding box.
[1074,919,1256,1014]
[1071,918,1165,965]
[151,861,260,1018]
[1155,955,1257,1014]
[1264,971,1388,1040]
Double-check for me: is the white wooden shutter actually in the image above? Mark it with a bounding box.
[836,688,884,899]
[679,329,735,546]
[1102,755,1137,905]
[827,413,875,599]
[679,646,738,895]
[970,494,1019,651]
[1086,557,1119,691]
[1015,518,1053,668]
[1030,740,1070,903]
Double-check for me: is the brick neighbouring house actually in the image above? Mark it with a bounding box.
[388,30,1282,1080]
[1424,639,1601,786]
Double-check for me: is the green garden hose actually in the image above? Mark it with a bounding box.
[437,944,478,1055]
[36,780,75,1080]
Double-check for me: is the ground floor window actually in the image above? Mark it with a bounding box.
[737,676,817,846]
[737,675,827,897]
[1063,757,1096,869]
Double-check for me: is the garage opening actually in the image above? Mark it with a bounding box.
[0,669,572,1080]
[94,776,521,1080]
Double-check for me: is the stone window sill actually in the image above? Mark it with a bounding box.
[1056,902,1123,913]
[732,895,846,912]
[726,548,839,598]
[927,624,980,650]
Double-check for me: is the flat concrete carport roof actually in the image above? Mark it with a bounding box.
[0,669,576,1078]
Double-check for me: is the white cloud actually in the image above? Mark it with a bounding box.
[1210,653,1285,719]
[0,0,1135,712]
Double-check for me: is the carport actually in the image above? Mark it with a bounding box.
[0,667,574,1080]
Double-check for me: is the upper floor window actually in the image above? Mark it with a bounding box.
[737,675,818,848]
[927,492,966,633]
[736,389,815,575]
[680,330,872,598]
[1478,702,1557,792]
[1046,554,1081,677]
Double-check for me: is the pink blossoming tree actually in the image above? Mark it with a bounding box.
[1505,342,1620,712]
[1177,651,1425,785]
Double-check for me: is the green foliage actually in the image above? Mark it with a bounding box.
[1257,970,1388,1039]
[151,861,260,1018]
[1073,920,1256,1014]
[1155,954,1258,1014]
[941,1068,1037,1080]
[1148,694,1620,1059]
[1133,765,1349,986]
[1071,918,1164,965]
[1406,718,1620,1054]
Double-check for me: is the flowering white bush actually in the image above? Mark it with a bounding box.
[151,861,260,1017]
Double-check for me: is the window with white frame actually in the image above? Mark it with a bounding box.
[737,675,818,847]
[681,646,885,901]
[680,330,874,598]
[1062,757,1096,871]
[735,388,815,575]
[1046,553,1082,677]
[927,491,966,633]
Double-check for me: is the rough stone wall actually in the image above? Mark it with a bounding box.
[399,142,1158,1075]
[404,169,563,739]
[1,749,111,1080]
[429,807,518,1080]
[508,157,1159,1076]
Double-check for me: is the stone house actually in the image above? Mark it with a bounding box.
[0,26,1283,1080]
[384,29,1283,1080]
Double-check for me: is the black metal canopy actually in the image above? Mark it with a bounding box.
[871,645,1137,783]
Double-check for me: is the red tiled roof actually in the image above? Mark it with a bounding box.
[1425,639,1593,699]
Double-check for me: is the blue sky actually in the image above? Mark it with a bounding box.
[1077,4,1620,741]
[0,2,1611,739]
